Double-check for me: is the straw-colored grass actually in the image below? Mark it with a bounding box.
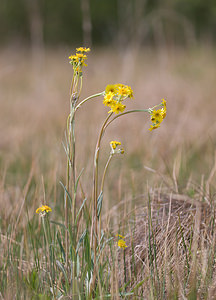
[1,46,216,299]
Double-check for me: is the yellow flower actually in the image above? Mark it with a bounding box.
[149,123,161,131]
[68,55,79,62]
[120,148,125,154]
[76,53,87,59]
[151,109,163,123]
[117,239,127,249]
[105,84,117,94]
[36,205,52,214]
[110,141,121,150]
[162,98,166,108]
[116,84,133,98]
[76,47,90,53]
[103,92,115,107]
[104,84,133,113]
[75,53,87,66]
[110,102,126,114]
[161,108,166,119]
[148,99,167,131]
[116,234,125,239]
[125,86,133,98]
[69,51,88,69]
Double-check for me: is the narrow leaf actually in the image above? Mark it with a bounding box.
[76,229,87,254]
[74,168,84,194]
[59,181,72,206]
[56,260,69,291]
[57,232,66,262]
[97,191,103,219]
[75,197,87,226]
[50,220,67,230]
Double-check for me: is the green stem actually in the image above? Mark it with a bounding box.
[98,153,113,245]
[90,112,113,293]
[100,154,113,193]
[75,92,104,112]
[65,75,80,265]
[104,109,150,130]
[124,249,126,287]
[92,113,113,240]
[42,215,55,297]
[69,74,75,97]
[71,107,76,227]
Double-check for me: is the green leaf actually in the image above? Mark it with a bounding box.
[74,168,84,194]
[50,220,67,230]
[56,260,69,292]
[59,181,72,206]
[76,229,87,254]
[75,197,87,226]
[131,277,149,292]
[84,230,92,273]
[57,232,66,262]
[97,191,103,219]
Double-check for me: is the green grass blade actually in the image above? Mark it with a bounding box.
[75,197,87,226]
[97,191,103,219]
[59,181,72,206]
[56,260,70,292]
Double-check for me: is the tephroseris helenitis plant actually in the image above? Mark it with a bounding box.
[90,81,166,292]
[36,46,167,297]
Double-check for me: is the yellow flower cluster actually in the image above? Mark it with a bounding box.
[68,47,90,75]
[149,99,166,131]
[116,234,127,249]
[110,141,121,149]
[110,141,124,154]
[103,84,133,114]
[36,205,52,214]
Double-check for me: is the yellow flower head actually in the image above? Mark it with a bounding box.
[125,86,134,98]
[116,234,125,239]
[69,47,89,74]
[120,148,125,154]
[76,47,91,53]
[110,141,121,150]
[149,123,161,131]
[162,98,166,108]
[160,99,167,119]
[105,84,117,94]
[161,108,166,119]
[68,55,78,62]
[103,92,115,107]
[116,84,133,99]
[151,109,163,123]
[117,239,127,249]
[110,102,126,114]
[36,205,52,214]
[104,84,133,113]
[118,87,128,97]
[149,99,167,131]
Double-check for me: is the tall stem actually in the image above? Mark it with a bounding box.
[90,112,113,293]
[70,107,76,227]
[65,75,79,265]
[98,153,113,245]
[100,154,113,193]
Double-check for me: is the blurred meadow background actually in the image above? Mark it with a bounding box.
[1,0,216,299]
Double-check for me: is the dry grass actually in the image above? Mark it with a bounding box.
[1,45,216,298]
[115,190,214,297]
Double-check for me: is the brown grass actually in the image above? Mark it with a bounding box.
[1,45,216,298]
[115,190,215,298]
